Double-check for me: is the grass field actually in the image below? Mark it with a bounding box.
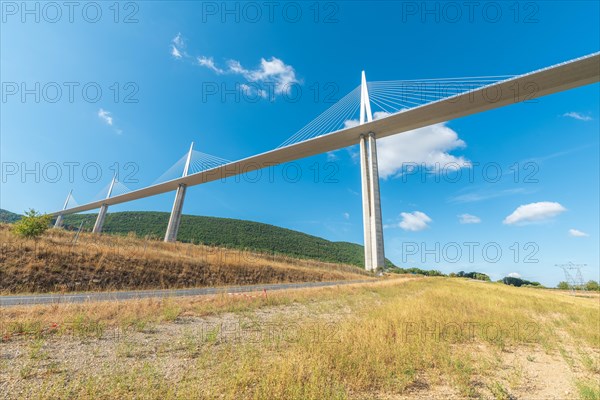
[0,224,369,294]
[1,277,598,399]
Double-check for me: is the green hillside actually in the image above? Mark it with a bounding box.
[32,211,392,268]
[0,209,21,223]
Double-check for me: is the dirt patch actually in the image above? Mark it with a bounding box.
[0,301,349,398]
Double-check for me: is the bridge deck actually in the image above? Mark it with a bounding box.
[54,52,600,216]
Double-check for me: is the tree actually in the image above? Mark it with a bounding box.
[474,273,491,282]
[11,209,52,239]
[427,270,444,277]
[585,280,599,291]
[502,276,540,287]
[450,271,490,281]
[557,281,570,290]
[503,276,524,287]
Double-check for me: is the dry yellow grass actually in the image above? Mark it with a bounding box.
[1,277,598,399]
[1,277,405,340]
[0,223,369,294]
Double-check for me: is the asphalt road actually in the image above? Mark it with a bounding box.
[0,279,375,307]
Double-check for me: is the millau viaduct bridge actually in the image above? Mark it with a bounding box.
[50,52,600,271]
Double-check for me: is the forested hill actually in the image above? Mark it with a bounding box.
[48,211,393,268]
[0,209,21,223]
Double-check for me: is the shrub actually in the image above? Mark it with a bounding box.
[503,277,541,287]
[454,271,491,281]
[585,280,599,291]
[11,209,52,239]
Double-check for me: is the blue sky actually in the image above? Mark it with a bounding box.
[1,1,598,286]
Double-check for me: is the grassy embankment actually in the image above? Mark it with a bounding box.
[0,224,370,294]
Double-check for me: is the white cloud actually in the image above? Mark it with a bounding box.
[198,56,224,74]
[503,202,566,225]
[195,56,299,96]
[563,112,592,121]
[97,108,113,126]
[239,83,251,94]
[97,108,122,134]
[344,119,360,128]
[343,117,469,179]
[171,33,186,59]
[507,272,521,278]
[343,212,350,220]
[326,151,338,161]
[350,148,360,161]
[173,33,184,48]
[228,57,299,94]
[568,229,589,237]
[375,123,471,179]
[239,83,267,99]
[373,111,393,120]
[458,214,481,224]
[170,34,299,98]
[171,45,182,59]
[388,211,432,231]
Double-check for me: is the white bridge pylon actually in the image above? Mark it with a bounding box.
[359,71,385,271]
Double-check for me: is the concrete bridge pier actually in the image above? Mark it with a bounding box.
[359,71,385,271]
[164,142,194,242]
[164,183,188,242]
[360,135,373,270]
[366,132,385,269]
[92,204,109,233]
[53,189,72,228]
[360,133,385,271]
[92,175,116,234]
